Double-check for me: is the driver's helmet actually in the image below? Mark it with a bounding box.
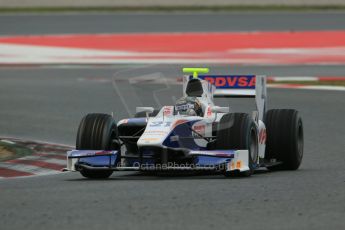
[174,96,203,116]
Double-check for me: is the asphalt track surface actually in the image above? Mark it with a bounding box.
[1,13,345,230]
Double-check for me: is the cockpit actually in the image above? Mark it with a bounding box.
[174,78,205,116]
[174,96,203,116]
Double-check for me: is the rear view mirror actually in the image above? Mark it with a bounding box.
[136,107,154,114]
[211,106,229,113]
[136,107,154,118]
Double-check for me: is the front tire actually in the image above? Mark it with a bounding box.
[216,113,258,177]
[265,109,303,170]
[76,113,118,179]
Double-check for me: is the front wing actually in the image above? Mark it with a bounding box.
[65,149,250,173]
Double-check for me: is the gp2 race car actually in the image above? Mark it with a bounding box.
[65,68,304,179]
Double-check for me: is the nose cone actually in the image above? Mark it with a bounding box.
[137,119,173,147]
[137,118,190,147]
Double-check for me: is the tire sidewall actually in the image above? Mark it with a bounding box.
[289,115,303,169]
[265,109,304,170]
[243,121,258,176]
[101,117,117,150]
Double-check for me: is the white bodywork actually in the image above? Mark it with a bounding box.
[131,74,268,164]
[136,76,222,148]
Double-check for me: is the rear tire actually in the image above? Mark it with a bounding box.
[265,109,303,170]
[216,113,258,177]
[76,113,118,179]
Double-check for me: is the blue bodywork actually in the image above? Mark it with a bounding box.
[68,150,120,168]
[69,119,234,171]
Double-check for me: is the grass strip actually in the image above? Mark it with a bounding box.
[0,140,33,162]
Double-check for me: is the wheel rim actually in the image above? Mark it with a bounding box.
[249,127,258,163]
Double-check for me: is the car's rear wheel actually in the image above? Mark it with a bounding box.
[76,113,119,179]
[216,113,258,177]
[265,109,303,170]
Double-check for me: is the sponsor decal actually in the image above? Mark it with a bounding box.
[163,106,173,116]
[193,75,256,89]
[192,124,205,137]
[236,160,242,169]
[206,106,212,117]
[69,150,114,157]
[227,161,236,170]
[259,128,267,144]
[214,153,234,157]
[95,151,112,155]
[170,136,179,142]
[175,103,194,111]
[145,130,168,134]
[118,119,129,125]
[141,138,159,142]
[149,121,172,127]
[190,151,234,157]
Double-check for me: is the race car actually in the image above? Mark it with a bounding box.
[66,68,304,179]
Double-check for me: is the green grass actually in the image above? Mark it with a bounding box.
[0,5,345,13]
[0,140,33,162]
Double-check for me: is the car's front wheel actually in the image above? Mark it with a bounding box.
[76,113,118,179]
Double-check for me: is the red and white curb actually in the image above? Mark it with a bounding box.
[267,76,345,91]
[0,31,345,65]
[0,138,72,179]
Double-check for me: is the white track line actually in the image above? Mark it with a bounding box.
[269,76,319,81]
[268,84,345,91]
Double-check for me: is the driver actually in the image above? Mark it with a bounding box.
[174,96,203,116]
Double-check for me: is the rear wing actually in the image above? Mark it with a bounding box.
[182,69,267,121]
[197,75,267,121]
[188,75,261,97]
[201,75,267,121]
